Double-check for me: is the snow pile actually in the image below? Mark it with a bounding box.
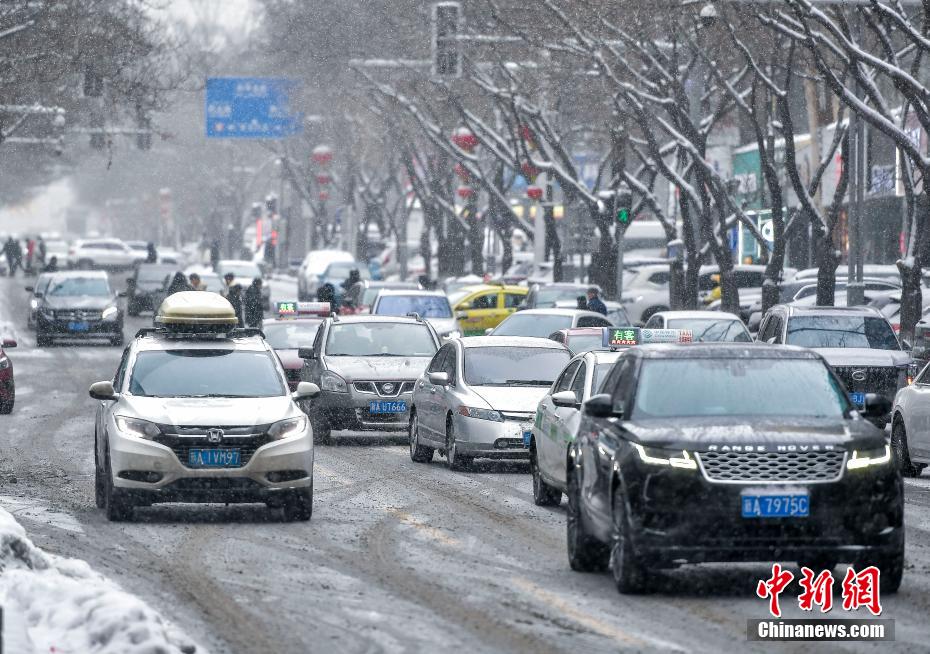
[0,507,200,654]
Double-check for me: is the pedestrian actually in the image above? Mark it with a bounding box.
[341,268,361,293]
[243,278,264,328]
[210,240,220,270]
[221,272,236,297]
[3,237,16,276]
[146,242,157,264]
[317,282,336,307]
[166,271,192,296]
[576,295,588,310]
[25,238,35,273]
[36,236,46,267]
[42,256,59,273]
[189,273,206,291]
[226,284,244,327]
[586,286,607,316]
[11,239,22,276]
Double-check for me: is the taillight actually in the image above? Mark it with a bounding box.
[893,324,901,333]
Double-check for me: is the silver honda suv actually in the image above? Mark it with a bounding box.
[299,315,440,444]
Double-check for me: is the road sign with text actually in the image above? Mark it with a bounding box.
[205,78,302,139]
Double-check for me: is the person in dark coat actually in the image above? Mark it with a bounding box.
[3,238,16,276]
[316,282,337,310]
[576,296,588,310]
[341,268,361,293]
[243,278,264,327]
[146,242,158,264]
[227,284,244,327]
[42,256,59,273]
[166,271,192,296]
[10,239,22,275]
[209,240,220,270]
[586,287,607,316]
[36,237,46,267]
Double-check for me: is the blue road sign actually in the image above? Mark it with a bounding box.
[206,78,302,139]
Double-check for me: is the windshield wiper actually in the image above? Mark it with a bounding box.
[504,379,552,386]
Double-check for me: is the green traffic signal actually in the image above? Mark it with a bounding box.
[616,207,630,224]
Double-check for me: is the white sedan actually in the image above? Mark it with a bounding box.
[891,366,930,478]
[643,310,752,342]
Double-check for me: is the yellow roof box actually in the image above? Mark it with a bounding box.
[155,292,239,328]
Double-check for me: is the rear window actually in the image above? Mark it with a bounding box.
[375,295,452,318]
[493,314,573,337]
[666,318,751,342]
[785,315,899,350]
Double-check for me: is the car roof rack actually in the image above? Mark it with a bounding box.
[135,326,265,340]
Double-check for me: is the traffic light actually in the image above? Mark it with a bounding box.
[615,184,633,224]
[432,2,461,79]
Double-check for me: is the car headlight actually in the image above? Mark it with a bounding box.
[320,370,348,393]
[29,298,38,310]
[268,415,308,441]
[0,357,9,370]
[847,444,891,470]
[632,443,697,470]
[102,306,119,320]
[114,415,161,440]
[443,330,462,339]
[457,406,504,422]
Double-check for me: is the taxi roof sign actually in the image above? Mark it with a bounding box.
[155,292,239,328]
[602,327,693,350]
[276,301,330,318]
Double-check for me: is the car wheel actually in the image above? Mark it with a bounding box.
[409,412,434,463]
[310,408,332,446]
[127,303,140,317]
[566,464,609,572]
[530,443,561,506]
[860,543,905,594]
[281,484,313,522]
[94,433,106,509]
[0,383,13,414]
[892,421,924,477]
[110,333,124,347]
[445,418,470,471]
[103,448,134,522]
[36,332,51,347]
[610,485,649,593]
[640,306,669,323]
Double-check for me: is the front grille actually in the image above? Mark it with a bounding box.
[500,411,534,422]
[697,450,846,483]
[153,424,271,469]
[54,309,102,321]
[832,366,900,395]
[354,380,415,396]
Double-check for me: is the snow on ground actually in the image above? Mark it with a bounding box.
[0,506,201,654]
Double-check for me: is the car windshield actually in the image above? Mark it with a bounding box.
[464,347,570,386]
[137,266,175,283]
[566,334,605,355]
[325,322,437,357]
[129,350,285,397]
[493,314,573,337]
[220,263,261,278]
[325,262,371,279]
[198,275,223,292]
[632,358,849,419]
[785,315,899,350]
[263,321,322,349]
[48,277,110,297]
[375,295,452,318]
[666,318,752,342]
[536,288,586,308]
[593,363,614,394]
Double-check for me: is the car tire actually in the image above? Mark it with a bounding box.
[94,434,106,509]
[310,408,332,446]
[566,465,609,572]
[640,306,669,324]
[281,484,313,522]
[110,333,124,347]
[409,412,434,463]
[530,442,561,506]
[859,541,905,594]
[127,303,140,317]
[892,421,925,477]
[36,333,52,347]
[0,383,13,414]
[103,448,134,522]
[445,418,471,471]
[610,485,650,593]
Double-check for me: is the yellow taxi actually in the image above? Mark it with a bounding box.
[447,284,528,336]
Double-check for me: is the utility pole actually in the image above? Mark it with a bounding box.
[847,14,866,306]
[615,182,633,301]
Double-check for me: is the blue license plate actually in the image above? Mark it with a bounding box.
[523,430,532,448]
[741,492,809,518]
[67,321,90,332]
[850,392,866,407]
[369,400,407,414]
[188,449,241,468]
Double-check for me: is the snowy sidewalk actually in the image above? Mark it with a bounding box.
[0,506,201,654]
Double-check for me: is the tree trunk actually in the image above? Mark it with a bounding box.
[898,195,927,341]
[590,210,615,297]
[546,205,563,283]
[468,206,484,276]
[814,222,840,306]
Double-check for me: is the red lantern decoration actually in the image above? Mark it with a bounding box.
[451,127,479,152]
[315,173,332,185]
[520,160,540,182]
[453,162,471,182]
[520,124,536,150]
[312,145,334,165]
[318,190,330,201]
[456,185,474,200]
[526,185,544,201]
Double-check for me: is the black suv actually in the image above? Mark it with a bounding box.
[35,271,125,346]
[757,305,911,426]
[125,263,176,316]
[567,343,903,594]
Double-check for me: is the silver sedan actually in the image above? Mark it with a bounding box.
[408,336,571,470]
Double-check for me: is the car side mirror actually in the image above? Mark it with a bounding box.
[455,311,468,320]
[2,338,16,349]
[88,380,118,401]
[584,393,616,418]
[765,336,777,345]
[298,347,316,360]
[34,291,44,299]
[860,393,891,419]
[117,291,128,298]
[428,371,450,385]
[24,286,34,293]
[552,390,578,408]
[484,328,493,335]
[292,381,320,401]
